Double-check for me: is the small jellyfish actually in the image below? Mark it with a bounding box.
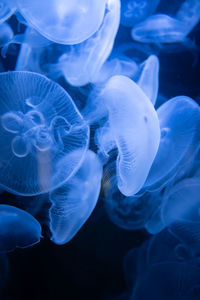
[0,204,41,252]
[97,75,160,196]
[49,150,102,245]
[0,0,16,24]
[131,262,200,300]
[0,71,89,195]
[144,96,200,190]
[176,0,200,36]
[14,0,106,45]
[51,0,120,86]
[131,14,189,44]
[137,55,159,106]
[120,0,160,27]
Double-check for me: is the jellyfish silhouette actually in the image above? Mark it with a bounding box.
[0,204,41,252]
[13,0,106,45]
[137,55,159,106]
[0,71,89,195]
[50,0,120,86]
[49,150,102,245]
[96,75,160,196]
[131,14,189,44]
[144,96,200,190]
[120,0,160,27]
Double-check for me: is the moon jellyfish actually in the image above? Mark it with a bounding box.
[13,0,106,45]
[161,178,200,252]
[52,0,120,86]
[137,55,159,106]
[144,96,200,190]
[0,0,16,24]
[120,0,160,27]
[0,204,41,252]
[131,262,200,300]
[176,0,200,36]
[131,14,189,44]
[0,71,89,195]
[104,187,162,231]
[49,150,102,245]
[97,75,160,196]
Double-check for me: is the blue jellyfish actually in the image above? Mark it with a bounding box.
[14,0,106,45]
[96,75,160,196]
[0,71,89,195]
[0,0,16,24]
[120,0,160,27]
[131,14,189,44]
[137,55,159,106]
[144,96,200,191]
[50,0,120,86]
[176,0,200,36]
[49,150,102,245]
[0,204,41,252]
[104,186,162,231]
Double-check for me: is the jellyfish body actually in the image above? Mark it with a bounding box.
[49,150,102,245]
[98,75,160,196]
[55,0,120,86]
[0,71,89,195]
[131,14,189,44]
[14,0,106,45]
[137,55,159,106]
[0,0,16,24]
[176,0,200,36]
[0,204,41,252]
[120,0,160,27]
[144,96,200,190]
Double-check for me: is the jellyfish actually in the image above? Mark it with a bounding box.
[104,188,162,231]
[0,0,16,24]
[131,262,200,300]
[0,204,41,252]
[131,14,189,44]
[49,0,120,86]
[144,96,200,191]
[0,71,89,195]
[49,150,102,245]
[161,178,200,252]
[120,0,160,27]
[13,0,106,45]
[96,75,160,196]
[176,0,200,36]
[137,55,159,106]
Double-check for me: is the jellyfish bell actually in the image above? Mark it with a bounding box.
[137,55,159,106]
[144,96,200,191]
[98,75,160,196]
[0,71,89,195]
[52,0,120,86]
[0,204,41,252]
[14,0,106,45]
[131,14,189,44]
[49,150,103,245]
